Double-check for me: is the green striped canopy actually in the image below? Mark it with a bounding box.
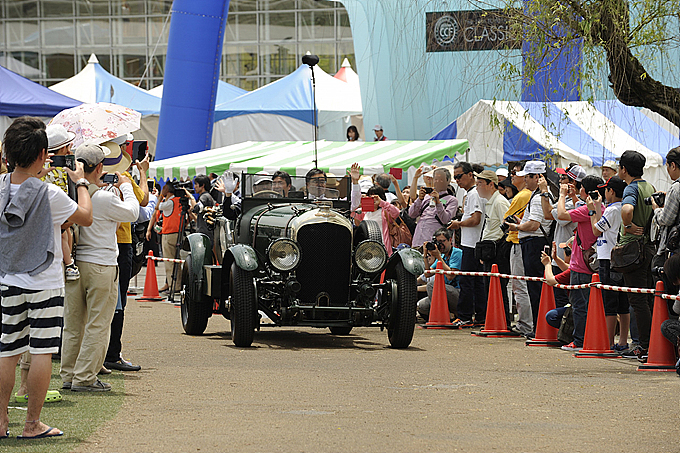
[149,139,469,180]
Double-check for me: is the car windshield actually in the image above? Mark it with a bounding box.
[240,172,349,201]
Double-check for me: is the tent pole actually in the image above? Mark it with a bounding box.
[311,66,318,168]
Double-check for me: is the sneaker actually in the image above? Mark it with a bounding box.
[61,382,71,390]
[524,331,536,340]
[612,343,630,353]
[561,342,581,352]
[65,263,80,281]
[621,344,647,359]
[71,379,111,392]
[451,318,474,328]
[104,357,141,372]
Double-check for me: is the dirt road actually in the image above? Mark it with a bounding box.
[72,284,679,453]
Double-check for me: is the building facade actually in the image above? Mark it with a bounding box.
[0,0,354,90]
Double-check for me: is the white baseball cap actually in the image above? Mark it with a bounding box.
[516,161,546,176]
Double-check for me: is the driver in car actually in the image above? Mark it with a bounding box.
[252,172,273,196]
[272,170,292,197]
[306,168,328,199]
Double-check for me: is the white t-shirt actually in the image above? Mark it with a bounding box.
[518,190,553,239]
[460,186,485,248]
[595,201,622,260]
[0,183,77,290]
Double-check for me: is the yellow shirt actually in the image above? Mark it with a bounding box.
[116,172,145,244]
[504,188,532,244]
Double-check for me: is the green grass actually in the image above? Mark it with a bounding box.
[3,358,124,451]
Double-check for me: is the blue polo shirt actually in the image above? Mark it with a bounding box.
[432,247,463,287]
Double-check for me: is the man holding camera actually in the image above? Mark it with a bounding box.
[146,181,185,293]
[475,170,511,323]
[587,176,630,351]
[503,162,533,335]
[416,228,462,321]
[1,117,92,438]
[616,150,656,360]
[409,167,458,249]
[448,162,485,327]
[505,161,554,333]
[61,143,139,392]
[651,147,680,293]
[556,175,604,351]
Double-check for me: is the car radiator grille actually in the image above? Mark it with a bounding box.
[296,223,352,306]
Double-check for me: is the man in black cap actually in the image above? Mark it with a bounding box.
[616,150,656,361]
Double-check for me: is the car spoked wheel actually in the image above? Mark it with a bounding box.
[181,255,211,335]
[230,263,257,347]
[387,262,417,348]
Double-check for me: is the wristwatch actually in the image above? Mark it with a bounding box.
[74,178,89,188]
[540,192,550,198]
[588,210,596,216]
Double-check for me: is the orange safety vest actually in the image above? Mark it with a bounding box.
[161,197,182,234]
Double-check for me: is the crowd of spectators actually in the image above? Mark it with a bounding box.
[2,113,680,441]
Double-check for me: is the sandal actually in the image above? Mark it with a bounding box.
[14,390,62,403]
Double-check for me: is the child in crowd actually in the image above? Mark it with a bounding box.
[42,124,79,281]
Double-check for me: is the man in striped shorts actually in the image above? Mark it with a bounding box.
[0,117,92,439]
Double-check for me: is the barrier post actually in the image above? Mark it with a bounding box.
[526,279,562,347]
[638,281,677,371]
[136,252,163,301]
[472,264,520,337]
[421,261,456,329]
[574,274,619,358]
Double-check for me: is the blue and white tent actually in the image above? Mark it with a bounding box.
[432,100,680,190]
[210,64,362,148]
[0,64,81,139]
[148,80,246,106]
[49,54,161,116]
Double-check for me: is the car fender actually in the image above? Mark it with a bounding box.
[385,248,425,279]
[224,244,259,272]
[221,244,258,303]
[184,233,213,278]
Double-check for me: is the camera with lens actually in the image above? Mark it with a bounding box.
[168,180,193,196]
[501,215,518,233]
[644,192,665,208]
[425,240,445,253]
[651,266,665,279]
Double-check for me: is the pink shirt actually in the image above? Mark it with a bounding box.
[355,199,400,255]
[568,203,603,274]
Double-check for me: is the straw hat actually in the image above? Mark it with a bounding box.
[101,140,132,174]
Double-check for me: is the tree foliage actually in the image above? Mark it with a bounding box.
[502,0,680,126]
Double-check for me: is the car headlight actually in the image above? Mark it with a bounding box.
[355,240,387,273]
[267,239,301,271]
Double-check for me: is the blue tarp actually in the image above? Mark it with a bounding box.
[213,64,314,123]
[0,65,81,117]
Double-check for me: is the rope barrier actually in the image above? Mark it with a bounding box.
[430,269,659,293]
[661,293,680,302]
[146,255,185,264]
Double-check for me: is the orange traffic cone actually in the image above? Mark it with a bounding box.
[526,280,562,347]
[421,261,456,329]
[574,274,618,358]
[472,264,519,337]
[638,281,676,371]
[136,251,163,301]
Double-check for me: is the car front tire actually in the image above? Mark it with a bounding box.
[181,255,211,335]
[230,263,257,347]
[387,262,417,348]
